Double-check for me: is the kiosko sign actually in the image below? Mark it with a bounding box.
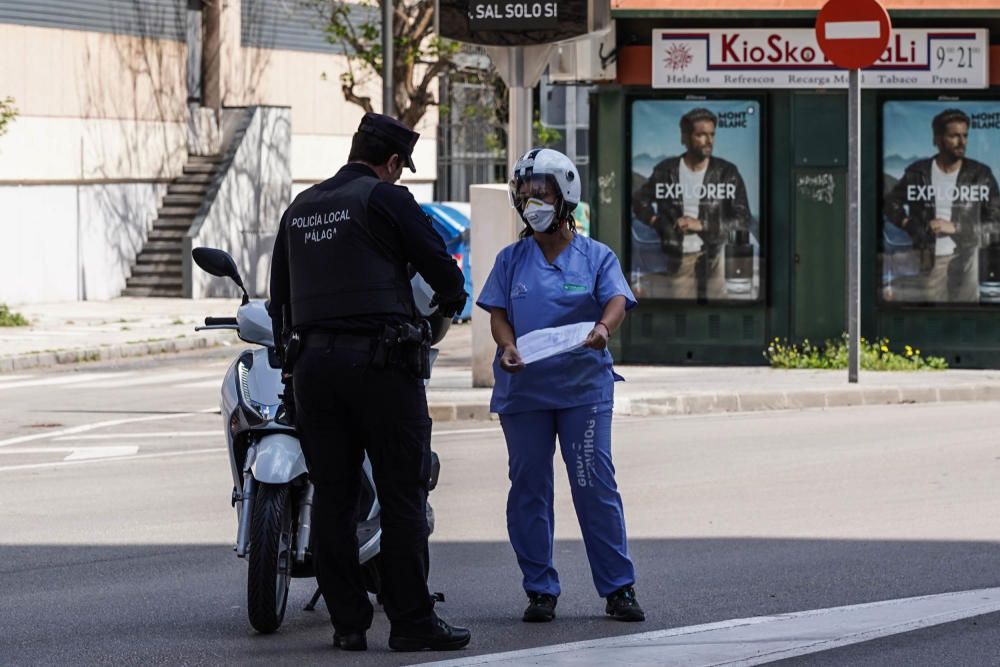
[651,28,989,89]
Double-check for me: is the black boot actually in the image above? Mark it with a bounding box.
[605,586,645,622]
[522,592,557,622]
[332,631,367,651]
[388,614,471,652]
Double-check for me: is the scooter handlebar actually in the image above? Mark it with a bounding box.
[204,316,238,326]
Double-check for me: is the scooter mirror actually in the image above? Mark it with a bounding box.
[192,247,244,286]
[192,247,249,304]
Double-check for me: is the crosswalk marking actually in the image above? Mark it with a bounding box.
[416,587,1000,667]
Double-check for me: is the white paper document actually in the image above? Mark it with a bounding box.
[516,322,595,365]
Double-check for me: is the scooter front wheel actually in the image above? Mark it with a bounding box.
[247,482,294,633]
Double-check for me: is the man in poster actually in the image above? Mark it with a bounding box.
[884,108,1000,302]
[631,108,752,300]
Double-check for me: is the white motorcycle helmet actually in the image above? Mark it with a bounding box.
[509,148,581,233]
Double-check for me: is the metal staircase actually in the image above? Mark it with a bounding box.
[122,154,223,297]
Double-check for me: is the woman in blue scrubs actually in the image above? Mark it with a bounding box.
[476,148,645,624]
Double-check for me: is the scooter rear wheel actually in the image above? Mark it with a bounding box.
[247,482,294,633]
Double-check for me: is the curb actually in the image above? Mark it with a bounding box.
[616,384,1000,417]
[426,383,1000,422]
[0,336,226,373]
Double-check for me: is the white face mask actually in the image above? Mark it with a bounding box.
[522,198,557,233]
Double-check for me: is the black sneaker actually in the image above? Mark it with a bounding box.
[605,586,645,622]
[522,592,557,622]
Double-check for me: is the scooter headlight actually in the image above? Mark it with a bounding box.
[236,357,277,421]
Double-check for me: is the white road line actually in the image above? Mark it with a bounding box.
[0,446,139,455]
[0,447,225,473]
[414,587,1000,667]
[63,445,140,460]
[74,371,218,389]
[0,408,217,448]
[173,380,224,389]
[0,372,130,391]
[825,20,882,40]
[0,447,81,454]
[53,430,220,441]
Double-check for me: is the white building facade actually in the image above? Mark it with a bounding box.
[0,0,437,304]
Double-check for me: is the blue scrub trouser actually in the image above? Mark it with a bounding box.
[499,401,636,598]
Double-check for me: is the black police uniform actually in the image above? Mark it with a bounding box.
[267,114,466,644]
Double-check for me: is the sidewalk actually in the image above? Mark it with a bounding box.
[430,324,1000,420]
[3,298,1000,420]
[0,298,238,372]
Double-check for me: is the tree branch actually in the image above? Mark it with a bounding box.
[319,0,460,127]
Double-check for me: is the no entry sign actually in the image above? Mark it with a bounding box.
[815,0,891,70]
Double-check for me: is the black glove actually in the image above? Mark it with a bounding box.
[430,290,468,319]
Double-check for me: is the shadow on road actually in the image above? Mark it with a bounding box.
[2,538,999,665]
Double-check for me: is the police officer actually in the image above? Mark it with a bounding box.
[267,112,470,652]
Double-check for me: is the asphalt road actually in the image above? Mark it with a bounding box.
[1,352,999,666]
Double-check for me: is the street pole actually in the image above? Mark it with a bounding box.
[814,0,889,383]
[507,50,533,168]
[485,45,553,169]
[847,67,861,383]
[382,0,393,116]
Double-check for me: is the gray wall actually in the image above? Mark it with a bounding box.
[241,0,373,54]
[0,0,186,41]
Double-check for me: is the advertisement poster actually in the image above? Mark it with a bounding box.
[630,99,762,302]
[881,101,1000,305]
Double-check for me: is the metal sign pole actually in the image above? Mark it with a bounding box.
[382,1,394,115]
[847,67,861,383]
[485,44,554,169]
[508,82,532,169]
[507,48,530,168]
[815,0,889,384]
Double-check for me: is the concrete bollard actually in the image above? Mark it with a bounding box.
[470,183,521,388]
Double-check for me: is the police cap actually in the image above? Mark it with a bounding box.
[358,112,420,172]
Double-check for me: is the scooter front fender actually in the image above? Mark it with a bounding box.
[251,433,308,484]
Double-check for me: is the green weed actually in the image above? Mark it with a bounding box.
[765,334,948,371]
[0,303,29,327]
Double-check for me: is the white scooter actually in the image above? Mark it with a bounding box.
[191,247,446,634]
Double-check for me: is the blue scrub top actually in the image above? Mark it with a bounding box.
[476,234,637,415]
